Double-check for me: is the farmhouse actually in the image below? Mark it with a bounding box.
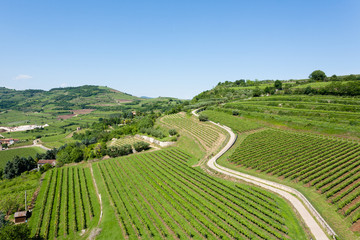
[14,211,28,224]
[37,159,56,170]
[0,138,19,145]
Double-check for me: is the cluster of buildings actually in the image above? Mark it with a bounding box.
[0,138,19,150]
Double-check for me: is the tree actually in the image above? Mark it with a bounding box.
[0,223,42,240]
[309,70,326,82]
[274,80,282,90]
[252,87,262,97]
[133,141,150,152]
[0,211,10,229]
[198,114,208,122]
[169,129,177,136]
[3,156,36,179]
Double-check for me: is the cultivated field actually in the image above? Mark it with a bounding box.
[29,165,100,239]
[0,146,46,169]
[108,136,144,148]
[228,129,360,229]
[161,113,226,150]
[93,148,307,239]
[221,95,360,138]
[200,110,263,133]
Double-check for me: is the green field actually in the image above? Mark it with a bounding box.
[93,148,307,239]
[0,147,46,169]
[29,165,100,239]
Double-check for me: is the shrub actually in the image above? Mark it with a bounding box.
[169,129,178,136]
[198,114,208,122]
[133,141,150,152]
[107,144,132,157]
[40,163,53,174]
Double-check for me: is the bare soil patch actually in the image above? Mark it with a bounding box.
[351,220,360,232]
[72,109,96,115]
[57,114,76,120]
[116,99,133,103]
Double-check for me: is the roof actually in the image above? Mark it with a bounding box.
[14,211,27,218]
[38,159,56,164]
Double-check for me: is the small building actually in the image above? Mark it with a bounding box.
[0,138,19,145]
[14,211,27,224]
[37,159,57,170]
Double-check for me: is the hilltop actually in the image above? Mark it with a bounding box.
[0,85,140,112]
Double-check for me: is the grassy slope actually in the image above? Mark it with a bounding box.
[0,147,46,169]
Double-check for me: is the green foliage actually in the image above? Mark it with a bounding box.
[56,143,85,164]
[274,80,282,90]
[0,211,10,228]
[3,156,37,179]
[39,163,53,174]
[252,87,262,97]
[0,172,40,215]
[168,129,178,136]
[133,141,150,152]
[0,223,39,240]
[309,70,327,82]
[198,114,208,122]
[107,144,132,158]
[140,127,166,139]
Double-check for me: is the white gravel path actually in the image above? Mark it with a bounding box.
[191,109,335,240]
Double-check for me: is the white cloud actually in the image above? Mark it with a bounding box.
[14,74,33,80]
[60,83,68,88]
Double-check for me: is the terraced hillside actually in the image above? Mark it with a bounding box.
[93,148,307,239]
[29,165,100,239]
[227,129,360,231]
[222,95,360,137]
[108,136,144,147]
[161,113,227,150]
[200,110,263,133]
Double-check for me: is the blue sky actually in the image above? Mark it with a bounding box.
[0,0,359,99]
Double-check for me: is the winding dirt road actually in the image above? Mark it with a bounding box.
[191,109,335,240]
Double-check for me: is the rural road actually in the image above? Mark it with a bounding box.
[7,140,51,151]
[191,109,335,240]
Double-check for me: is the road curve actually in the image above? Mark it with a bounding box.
[191,109,334,240]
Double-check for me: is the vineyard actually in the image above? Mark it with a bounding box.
[93,148,307,239]
[29,165,100,239]
[228,129,360,226]
[108,136,145,147]
[161,113,226,150]
[0,146,46,169]
[200,110,263,133]
[222,95,360,137]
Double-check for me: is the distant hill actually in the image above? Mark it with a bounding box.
[0,85,140,111]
